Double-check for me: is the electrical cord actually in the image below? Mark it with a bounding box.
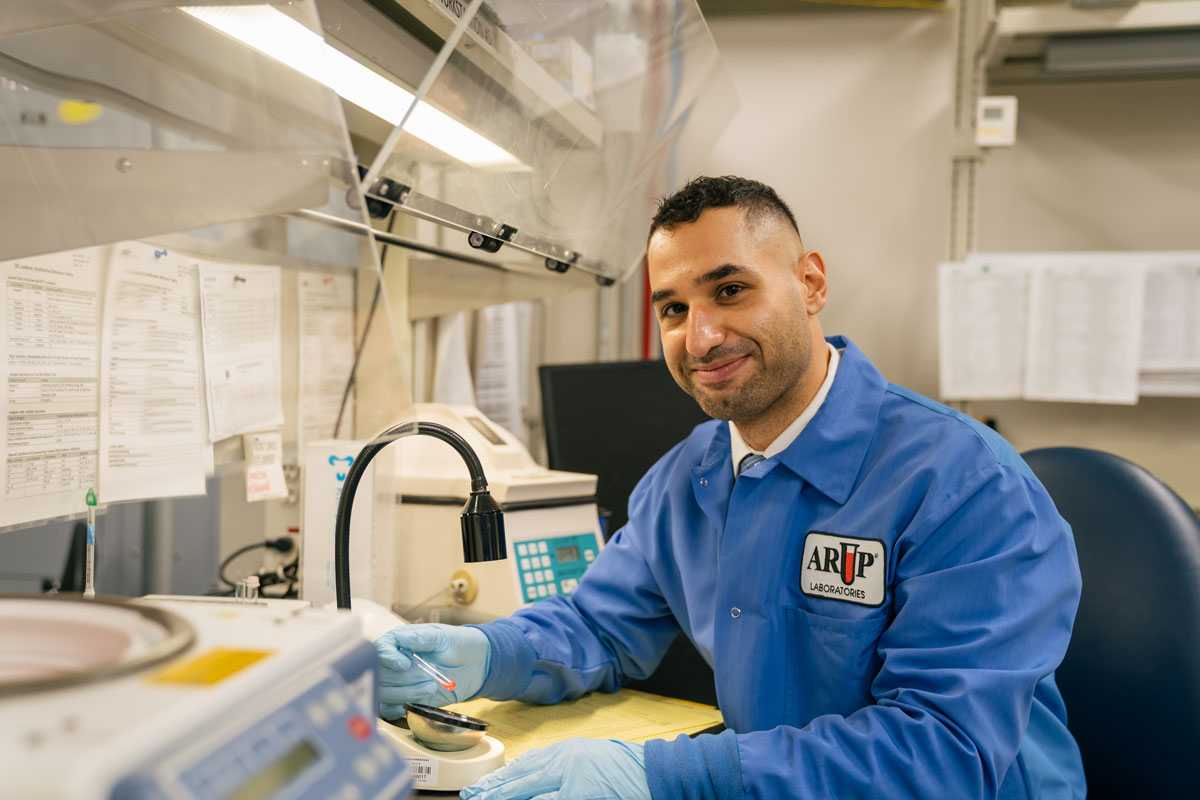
[218,537,296,590]
[332,206,398,439]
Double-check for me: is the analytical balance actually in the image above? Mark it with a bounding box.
[376,703,505,792]
[0,594,413,800]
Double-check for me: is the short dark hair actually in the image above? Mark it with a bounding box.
[648,175,800,243]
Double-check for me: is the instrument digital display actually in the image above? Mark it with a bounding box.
[229,740,320,800]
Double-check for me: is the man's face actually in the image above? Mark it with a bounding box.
[647,206,827,425]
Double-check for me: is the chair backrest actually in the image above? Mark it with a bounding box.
[1022,447,1200,798]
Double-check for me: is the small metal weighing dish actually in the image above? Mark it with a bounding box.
[403,703,491,752]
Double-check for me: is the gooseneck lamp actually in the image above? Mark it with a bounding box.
[334,421,506,610]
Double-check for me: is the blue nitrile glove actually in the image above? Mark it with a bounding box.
[459,739,650,800]
[374,623,491,719]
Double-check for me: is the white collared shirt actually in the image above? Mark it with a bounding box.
[730,342,841,478]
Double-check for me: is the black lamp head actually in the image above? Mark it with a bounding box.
[461,490,506,562]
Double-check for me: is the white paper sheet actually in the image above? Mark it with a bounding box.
[474,303,525,439]
[938,260,1030,400]
[198,262,284,441]
[432,312,476,406]
[244,431,288,502]
[1140,253,1200,372]
[98,243,206,503]
[297,272,355,455]
[192,270,216,478]
[0,248,105,527]
[1023,256,1146,404]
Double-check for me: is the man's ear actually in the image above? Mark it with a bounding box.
[800,250,828,315]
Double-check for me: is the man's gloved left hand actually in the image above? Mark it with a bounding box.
[459,738,649,800]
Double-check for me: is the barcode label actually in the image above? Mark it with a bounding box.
[403,755,438,787]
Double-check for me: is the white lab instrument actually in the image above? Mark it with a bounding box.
[384,404,604,619]
[302,438,391,611]
[377,704,506,792]
[0,594,413,800]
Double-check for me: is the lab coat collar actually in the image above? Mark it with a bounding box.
[774,335,884,505]
[690,336,882,514]
[692,421,734,531]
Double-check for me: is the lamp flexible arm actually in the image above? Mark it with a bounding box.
[334,421,493,610]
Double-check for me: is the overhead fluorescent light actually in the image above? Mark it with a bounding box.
[181,5,525,169]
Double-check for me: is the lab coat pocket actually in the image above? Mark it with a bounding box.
[783,608,888,724]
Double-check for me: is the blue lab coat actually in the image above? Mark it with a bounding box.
[474,336,1085,799]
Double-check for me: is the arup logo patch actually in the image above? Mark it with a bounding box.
[801,532,886,607]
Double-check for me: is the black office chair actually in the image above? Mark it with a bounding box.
[1022,447,1200,798]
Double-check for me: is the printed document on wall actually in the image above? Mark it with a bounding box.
[1140,253,1200,372]
[0,248,105,527]
[98,243,206,503]
[938,260,1029,399]
[1139,252,1200,396]
[1023,256,1146,404]
[198,262,284,441]
[474,303,529,442]
[297,272,354,455]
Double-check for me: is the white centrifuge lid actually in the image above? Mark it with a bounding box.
[0,594,194,697]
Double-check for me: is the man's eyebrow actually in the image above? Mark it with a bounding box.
[698,264,747,285]
[650,264,748,305]
[650,288,674,304]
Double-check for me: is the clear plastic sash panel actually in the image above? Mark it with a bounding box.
[0,1,412,532]
[367,0,737,281]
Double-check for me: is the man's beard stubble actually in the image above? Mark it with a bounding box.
[677,329,813,424]
[678,344,771,423]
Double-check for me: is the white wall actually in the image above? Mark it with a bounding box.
[976,77,1200,252]
[687,7,956,397]
[538,7,959,390]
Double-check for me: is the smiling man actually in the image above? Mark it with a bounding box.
[648,199,827,455]
[375,176,1086,799]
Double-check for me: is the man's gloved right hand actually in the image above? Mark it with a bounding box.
[374,624,491,719]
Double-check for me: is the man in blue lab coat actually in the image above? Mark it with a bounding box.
[376,176,1086,799]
